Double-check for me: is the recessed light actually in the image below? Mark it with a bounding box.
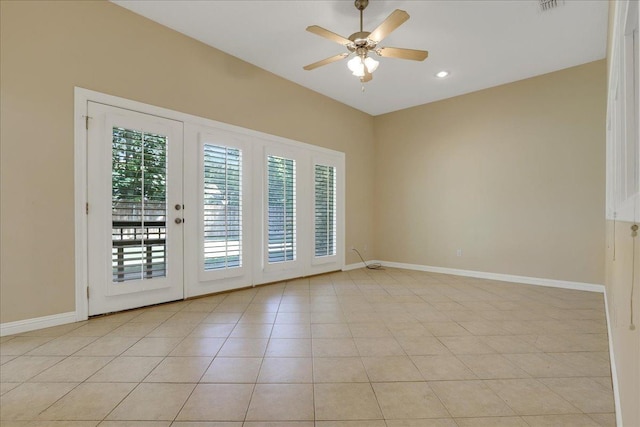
[435,70,449,78]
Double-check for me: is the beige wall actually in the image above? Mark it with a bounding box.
[373,61,606,284]
[0,0,376,323]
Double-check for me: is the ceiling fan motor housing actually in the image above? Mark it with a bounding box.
[347,32,377,53]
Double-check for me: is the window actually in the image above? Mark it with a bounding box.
[607,0,639,222]
[111,127,167,282]
[267,155,296,263]
[314,164,337,257]
[623,26,638,200]
[203,144,242,271]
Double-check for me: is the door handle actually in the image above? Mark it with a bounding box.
[175,218,183,224]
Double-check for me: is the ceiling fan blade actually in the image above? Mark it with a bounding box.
[368,9,410,43]
[303,53,349,71]
[378,47,429,61]
[306,25,352,46]
[360,69,373,83]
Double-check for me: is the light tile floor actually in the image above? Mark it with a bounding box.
[0,268,616,426]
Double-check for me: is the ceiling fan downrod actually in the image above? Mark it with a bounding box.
[354,0,369,32]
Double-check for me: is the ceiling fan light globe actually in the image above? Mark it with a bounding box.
[364,56,379,73]
[347,56,364,72]
[352,65,365,77]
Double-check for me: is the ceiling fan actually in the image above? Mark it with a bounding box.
[303,0,429,83]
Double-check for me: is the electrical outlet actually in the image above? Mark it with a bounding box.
[456,249,462,257]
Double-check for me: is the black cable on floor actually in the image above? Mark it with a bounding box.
[352,248,383,270]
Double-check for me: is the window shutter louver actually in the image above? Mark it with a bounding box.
[314,164,337,257]
[203,144,242,271]
[267,155,296,263]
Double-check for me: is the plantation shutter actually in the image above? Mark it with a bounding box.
[267,155,296,263]
[314,164,337,257]
[203,144,242,271]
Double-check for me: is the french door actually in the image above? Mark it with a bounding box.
[87,102,184,315]
[80,91,344,317]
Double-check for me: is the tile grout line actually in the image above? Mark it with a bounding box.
[241,282,285,424]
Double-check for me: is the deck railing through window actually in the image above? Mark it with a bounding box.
[112,220,166,282]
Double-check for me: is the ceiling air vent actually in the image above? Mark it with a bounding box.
[539,0,563,12]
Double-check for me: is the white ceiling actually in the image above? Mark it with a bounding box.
[112,0,609,116]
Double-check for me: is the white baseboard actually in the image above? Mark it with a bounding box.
[0,311,78,337]
[377,260,605,293]
[603,289,623,427]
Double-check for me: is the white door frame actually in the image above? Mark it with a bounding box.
[74,87,345,321]
[86,102,185,315]
[74,88,194,320]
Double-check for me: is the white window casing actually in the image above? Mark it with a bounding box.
[607,0,640,223]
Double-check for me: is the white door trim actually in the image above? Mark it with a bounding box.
[75,88,90,321]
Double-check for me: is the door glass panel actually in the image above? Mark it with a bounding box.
[267,155,296,263]
[111,127,167,282]
[203,144,242,270]
[314,164,336,257]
